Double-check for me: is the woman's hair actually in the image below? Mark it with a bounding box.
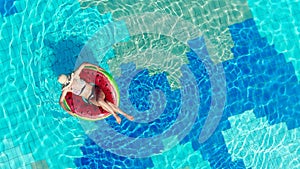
[58,74,68,84]
[58,73,74,90]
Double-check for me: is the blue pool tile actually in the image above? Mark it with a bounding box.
[75,138,154,169]
[0,0,17,17]
[178,39,243,168]
[45,35,99,76]
[107,66,181,138]
[228,18,300,130]
[179,18,300,169]
[41,6,300,168]
[0,153,8,163]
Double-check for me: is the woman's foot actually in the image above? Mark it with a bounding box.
[126,115,134,121]
[114,115,121,124]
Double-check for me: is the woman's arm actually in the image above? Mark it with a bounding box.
[73,62,100,78]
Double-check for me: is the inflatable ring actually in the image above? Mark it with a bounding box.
[62,65,120,121]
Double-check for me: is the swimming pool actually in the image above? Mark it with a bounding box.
[0,0,299,168]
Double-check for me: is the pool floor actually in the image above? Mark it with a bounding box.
[0,0,300,169]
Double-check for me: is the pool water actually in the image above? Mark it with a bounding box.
[0,0,300,169]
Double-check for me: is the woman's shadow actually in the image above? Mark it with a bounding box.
[45,36,98,76]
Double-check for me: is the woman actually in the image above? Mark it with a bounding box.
[58,62,134,124]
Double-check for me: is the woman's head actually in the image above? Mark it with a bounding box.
[58,74,68,85]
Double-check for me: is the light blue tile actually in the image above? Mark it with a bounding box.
[3,139,14,150]
[292,128,300,140]
[0,118,9,129]
[19,143,32,155]
[0,161,11,169]
[0,128,10,141]
[22,153,35,165]
[28,142,37,154]
[25,164,32,169]
[18,160,27,169]
[5,147,22,160]
[14,1,27,11]
[9,158,23,169]
[13,132,33,146]
[0,39,10,51]
[288,141,299,154]
[8,114,19,127]
[0,153,8,163]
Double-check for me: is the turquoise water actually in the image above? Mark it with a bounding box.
[0,0,300,169]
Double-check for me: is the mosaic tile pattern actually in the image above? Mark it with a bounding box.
[74,138,154,169]
[107,11,201,89]
[80,0,252,63]
[0,0,102,168]
[179,39,245,168]
[179,18,300,168]
[228,19,300,129]
[151,141,211,169]
[0,139,34,169]
[0,0,300,168]
[108,33,190,89]
[222,109,300,169]
[109,63,181,138]
[248,0,300,81]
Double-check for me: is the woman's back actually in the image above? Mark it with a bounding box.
[71,78,87,95]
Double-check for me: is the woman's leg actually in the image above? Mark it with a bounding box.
[106,101,134,121]
[94,88,133,122]
[98,89,106,100]
[89,99,121,124]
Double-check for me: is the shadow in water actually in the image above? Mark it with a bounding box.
[44,36,98,76]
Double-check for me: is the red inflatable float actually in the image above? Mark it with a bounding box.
[62,66,120,121]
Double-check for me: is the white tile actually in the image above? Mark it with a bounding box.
[5,147,21,160]
[0,162,12,169]
[3,138,14,150]
[0,153,8,163]
[22,154,35,165]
